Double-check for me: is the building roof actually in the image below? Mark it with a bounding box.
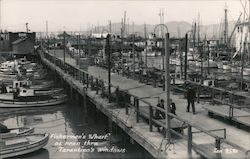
[12,38,27,45]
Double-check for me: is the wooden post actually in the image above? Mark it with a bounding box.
[83,87,88,124]
[86,74,89,88]
[187,125,192,155]
[153,77,156,88]
[149,105,153,132]
[108,118,112,134]
[184,33,188,80]
[96,79,99,94]
[91,76,94,90]
[215,138,221,150]
[197,86,200,103]
[125,91,129,115]
[116,87,119,106]
[165,33,171,141]
[82,72,85,84]
[220,90,223,100]
[101,80,105,97]
[163,76,165,91]
[136,98,139,123]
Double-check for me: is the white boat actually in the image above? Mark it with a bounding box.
[0,127,34,139]
[222,61,231,70]
[0,134,49,159]
[243,67,250,75]
[0,94,67,108]
[6,80,54,93]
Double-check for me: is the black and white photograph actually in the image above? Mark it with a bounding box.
[0,0,249,158]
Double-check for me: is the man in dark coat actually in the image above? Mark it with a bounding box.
[155,99,165,119]
[154,99,165,132]
[186,86,196,114]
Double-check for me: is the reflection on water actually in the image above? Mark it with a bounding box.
[0,102,153,159]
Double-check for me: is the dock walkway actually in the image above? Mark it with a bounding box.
[41,49,249,158]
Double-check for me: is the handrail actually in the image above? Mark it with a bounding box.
[41,49,250,157]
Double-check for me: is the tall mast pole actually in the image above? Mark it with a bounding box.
[109,20,112,34]
[144,23,147,69]
[249,0,250,62]
[224,5,228,49]
[63,31,66,65]
[46,20,48,39]
[0,0,2,32]
[193,22,196,48]
[124,11,126,37]
[133,22,135,79]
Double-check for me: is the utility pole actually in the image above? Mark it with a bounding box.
[165,33,171,141]
[106,34,111,103]
[63,31,66,65]
[133,33,135,79]
[185,33,188,80]
[144,23,148,69]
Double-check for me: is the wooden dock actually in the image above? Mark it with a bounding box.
[40,49,249,159]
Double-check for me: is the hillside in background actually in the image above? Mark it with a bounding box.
[100,21,236,41]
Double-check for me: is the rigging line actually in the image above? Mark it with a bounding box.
[239,0,249,18]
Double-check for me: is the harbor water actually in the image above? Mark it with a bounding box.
[0,100,153,159]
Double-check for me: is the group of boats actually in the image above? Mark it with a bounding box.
[0,57,67,158]
[0,123,49,159]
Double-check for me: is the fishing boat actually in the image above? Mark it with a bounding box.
[0,127,34,139]
[0,133,49,159]
[0,93,67,108]
[5,80,54,93]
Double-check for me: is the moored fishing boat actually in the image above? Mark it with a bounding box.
[0,133,49,159]
[0,94,67,108]
[0,127,34,139]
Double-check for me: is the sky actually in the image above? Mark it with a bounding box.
[0,0,245,32]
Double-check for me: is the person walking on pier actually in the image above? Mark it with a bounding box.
[186,86,196,114]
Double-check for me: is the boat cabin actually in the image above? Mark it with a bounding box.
[203,80,215,87]
[19,87,34,97]
[13,80,32,89]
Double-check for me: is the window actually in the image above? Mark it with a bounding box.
[23,90,26,93]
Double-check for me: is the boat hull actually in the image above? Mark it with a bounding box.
[0,95,67,108]
[0,127,34,139]
[0,134,49,159]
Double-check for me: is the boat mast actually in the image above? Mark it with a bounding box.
[144,23,147,69]
[224,4,228,50]
[0,0,2,32]
[248,0,250,63]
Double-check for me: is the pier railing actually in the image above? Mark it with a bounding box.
[41,50,248,157]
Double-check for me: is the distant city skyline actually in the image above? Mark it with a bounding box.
[0,0,245,32]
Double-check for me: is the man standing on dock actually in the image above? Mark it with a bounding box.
[186,86,196,114]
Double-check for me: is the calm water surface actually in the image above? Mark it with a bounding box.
[0,101,153,159]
